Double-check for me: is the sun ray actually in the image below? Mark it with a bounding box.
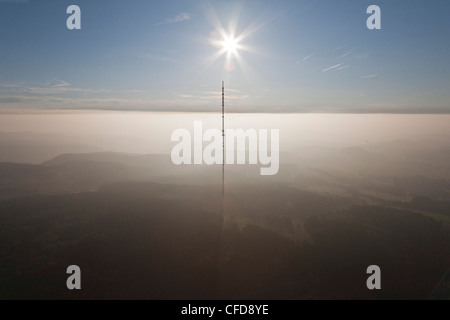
[201,5,273,81]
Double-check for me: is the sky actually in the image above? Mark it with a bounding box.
[0,0,449,113]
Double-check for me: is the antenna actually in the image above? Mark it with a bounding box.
[222,81,225,203]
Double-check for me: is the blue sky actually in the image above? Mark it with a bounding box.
[0,0,449,113]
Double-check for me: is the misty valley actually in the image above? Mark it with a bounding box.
[0,114,449,300]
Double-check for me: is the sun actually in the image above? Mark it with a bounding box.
[205,11,266,74]
[223,36,239,55]
[211,33,241,58]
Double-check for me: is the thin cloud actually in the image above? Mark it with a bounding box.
[361,74,377,79]
[0,97,23,103]
[296,54,314,64]
[51,79,70,88]
[338,51,353,59]
[27,85,109,95]
[178,89,250,104]
[322,63,342,72]
[0,80,110,96]
[156,13,191,26]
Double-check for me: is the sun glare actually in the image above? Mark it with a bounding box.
[209,31,245,72]
[205,9,267,74]
[223,36,239,55]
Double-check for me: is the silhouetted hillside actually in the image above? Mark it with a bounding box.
[0,186,448,299]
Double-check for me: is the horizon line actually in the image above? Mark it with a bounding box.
[1,108,450,116]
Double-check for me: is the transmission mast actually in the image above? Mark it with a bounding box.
[222,81,225,202]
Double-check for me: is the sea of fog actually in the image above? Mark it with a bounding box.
[0,112,449,155]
